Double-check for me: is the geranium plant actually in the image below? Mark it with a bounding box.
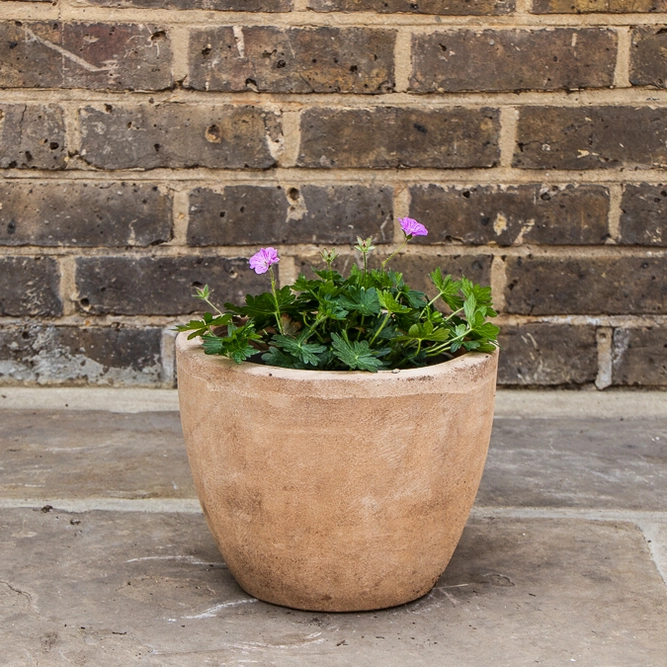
[176,218,499,372]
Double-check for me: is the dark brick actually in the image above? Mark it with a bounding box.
[189,27,394,94]
[75,256,268,315]
[79,104,281,170]
[514,107,667,170]
[497,324,597,386]
[0,182,172,247]
[0,22,172,91]
[188,184,392,246]
[0,325,164,386]
[84,0,291,9]
[619,184,667,246]
[534,0,667,12]
[411,29,615,93]
[612,327,667,386]
[307,0,514,14]
[409,184,609,246]
[188,186,288,246]
[0,105,66,170]
[0,257,62,316]
[505,256,667,315]
[298,107,500,169]
[293,185,393,244]
[630,27,667,89]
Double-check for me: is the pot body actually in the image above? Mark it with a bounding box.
[176,332,498,612]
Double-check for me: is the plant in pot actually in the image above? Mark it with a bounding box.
[175,217,499,612]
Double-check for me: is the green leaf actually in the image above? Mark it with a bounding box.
[454,323,468,338]
[228,286,295,319]
[474,322,500,340]
[429,268,464,311]
[331,333,385,372]
[378,290,411,314]
[292,274,320,292]
[405,289,428,309]
[313,269,344,283]
[273,333,326,366]
[336,287,381,316]
[463,293,477,324]
[261,346,304,369]
[174,313,233,339]
[367,268,394,289]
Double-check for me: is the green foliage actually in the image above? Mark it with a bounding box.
[178,241,500,372]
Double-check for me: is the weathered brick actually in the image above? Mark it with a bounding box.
[612,327,667,386]
[0,257,62,316]
[497,324,597,386]
[534,0,667,12]
[0,325,164,386]
[630,27,667,89]
[189,27,394,94]
[0,182,172,247]
[0,22,172,91]
[75,256,268,315]
[505,256,667,315]
[188,186,288,246]
[619,184,667,246]
[0,104,66,170]
[298,107,500,169]
[411,29,615,93]
[188,184,392,246]
[84,0,292,9]
[409,184,609,246]
[79,104,281,170]
[514,107,667,170]
[307,0,514,14]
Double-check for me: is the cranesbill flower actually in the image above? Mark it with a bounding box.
[249,247,280,275]
[399,217,428,237]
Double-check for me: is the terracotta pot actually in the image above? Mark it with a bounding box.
[176,332,498,612]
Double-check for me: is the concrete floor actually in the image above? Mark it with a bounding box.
[0,389,665,667]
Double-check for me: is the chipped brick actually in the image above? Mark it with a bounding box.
[298,107,500,169]
[505,256,667,315]
[79,104,281,170]
[0,182,172,247]
[498,324,597,386]
[189,26,394,94]
[0,257,62,316]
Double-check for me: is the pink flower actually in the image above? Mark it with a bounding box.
[249,247,280,275]
[399,217,428,238]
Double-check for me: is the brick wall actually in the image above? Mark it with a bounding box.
[1,0,665,388]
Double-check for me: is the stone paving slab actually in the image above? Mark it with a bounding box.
[478,417,667,510]
[1,509,666,667]
[0,410,194,500]
[2,410,665,513]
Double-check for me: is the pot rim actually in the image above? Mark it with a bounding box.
[176,331,498,388]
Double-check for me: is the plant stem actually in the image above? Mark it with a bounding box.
[269,267,284,334]
[425,327,472,356]
[200,295,224,318]
[381,237,409,269]
[369,312,391,346]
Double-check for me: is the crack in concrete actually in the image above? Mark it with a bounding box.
[0,579,33,602]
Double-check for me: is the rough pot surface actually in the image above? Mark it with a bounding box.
[176,333,498,612]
